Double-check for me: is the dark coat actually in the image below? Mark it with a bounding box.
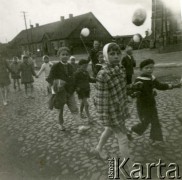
[135,74,169,107]
[74,69,96,91]
[10,62,21,79]
[121,55,136,75]
[0,60,11,87]
[19,62,36,84]
[88,48,99,65]
[46,62,75,95]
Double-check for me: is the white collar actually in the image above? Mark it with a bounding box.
[60,61,68,65]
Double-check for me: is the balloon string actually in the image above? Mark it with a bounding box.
[80,35,90,55]
[127,37,133,47]
[136,38,144,59]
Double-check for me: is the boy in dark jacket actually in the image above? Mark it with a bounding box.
[128,59,181,147]
[74,59,96,123]
[47,47,79,131]
[121,46,136,84]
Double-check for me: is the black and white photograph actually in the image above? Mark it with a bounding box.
[0,0,182,179]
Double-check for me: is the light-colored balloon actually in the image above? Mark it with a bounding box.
[81,28,90,37]
[133,34,140,42]
[132,8,147,26]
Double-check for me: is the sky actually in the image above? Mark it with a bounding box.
[0,0,181,43]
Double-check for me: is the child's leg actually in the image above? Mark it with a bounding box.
[13,79,16,89]
[0,87,5,103]
[4,86,8,103]
[80,99,85,117]
[131,105,150,135]
[0,86,8,105]
[67,94,80,123]
[17,79,21,90]
[46,81,50,95]
[114,127,134,171]
[24,83,28,97]
[95,127,113,152]
[30,83,34,94]
[58,105,64,125]
[150,107,163,142]
[83,98,92,122]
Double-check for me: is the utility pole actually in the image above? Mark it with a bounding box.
[21,11,28,30]
[21,11,29,53]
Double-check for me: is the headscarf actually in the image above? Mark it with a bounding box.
[42,55,49,62]
[103,43,112,64]
[103,42,121,65]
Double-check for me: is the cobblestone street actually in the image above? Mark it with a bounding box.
[0,75,182,180]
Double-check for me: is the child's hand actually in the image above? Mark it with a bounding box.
[168,84,173,89]
[132,81,143,90]
[172,83,181,88]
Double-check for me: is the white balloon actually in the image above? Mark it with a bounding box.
[133,34,140,42]
[81,28,90,37]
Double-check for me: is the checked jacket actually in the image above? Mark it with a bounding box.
[95,64,130,130]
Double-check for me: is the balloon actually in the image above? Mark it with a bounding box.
[132,8,147,26]
[133,34,141,43]
[81,28,90,37]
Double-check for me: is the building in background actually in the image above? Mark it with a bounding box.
[9,12,112,56]
[151,0,182,51]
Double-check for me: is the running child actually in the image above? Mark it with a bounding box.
[128,59,181,147]
[74,59,96,123]
[92,43,132,164]
[46,47,80,131]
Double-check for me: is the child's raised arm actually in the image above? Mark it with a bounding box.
[37,63,45,77]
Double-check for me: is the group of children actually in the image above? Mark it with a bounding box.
[1,42,182,162]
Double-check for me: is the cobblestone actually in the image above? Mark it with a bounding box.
[0,75,182,179]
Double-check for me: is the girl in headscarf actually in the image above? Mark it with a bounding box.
[37,55,53,95]
[92,43,132,163]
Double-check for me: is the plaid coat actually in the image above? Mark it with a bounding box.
[95,65,129,129]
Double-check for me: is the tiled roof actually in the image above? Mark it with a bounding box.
[11,12,97,45]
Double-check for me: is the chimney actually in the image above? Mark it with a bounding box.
[69,14,73,19]
[35,23,39,27]
[60,16,65,21]
[30,25,34,28]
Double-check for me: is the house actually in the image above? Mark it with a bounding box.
[10,12,113,56]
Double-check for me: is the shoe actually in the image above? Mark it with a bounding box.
[80,113,87,119]
[88,117,93,125]
[90,149,108,160]
[25,95,29,99]
[57,124,65,131]
[126,128,133,141]
[151,141,165,148]
[29,95,35,99]
[3,101,7,106]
